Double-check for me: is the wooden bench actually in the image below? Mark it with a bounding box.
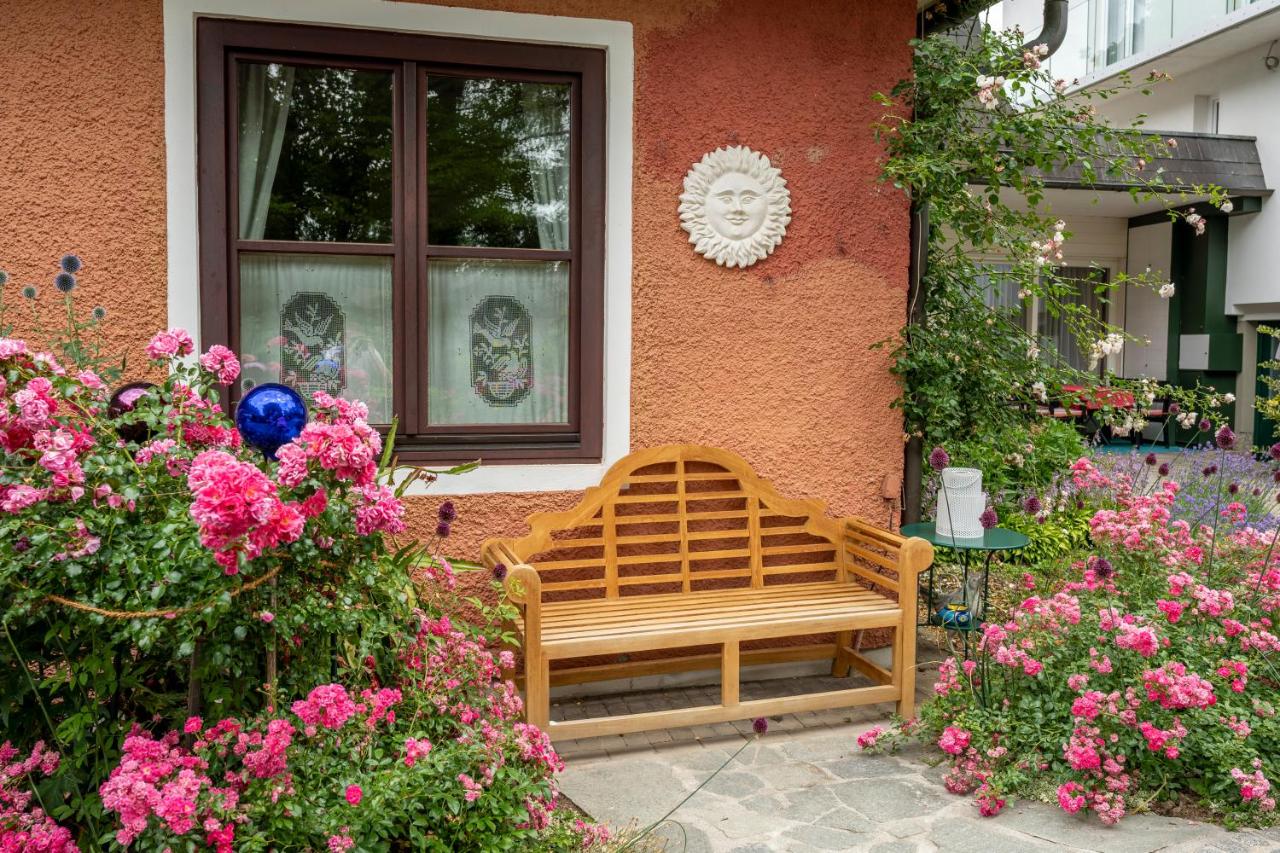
[481,444,934,741]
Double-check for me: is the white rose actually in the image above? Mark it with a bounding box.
[1159,283,1175,298]
[1221,200,1234,214]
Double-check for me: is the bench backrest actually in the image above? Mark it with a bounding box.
[482,444,908,602]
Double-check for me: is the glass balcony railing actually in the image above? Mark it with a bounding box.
[1046,0,1267,83]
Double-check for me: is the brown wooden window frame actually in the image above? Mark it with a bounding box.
[196,18,605,464]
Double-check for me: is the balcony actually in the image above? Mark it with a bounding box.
[1047,0,1279,84]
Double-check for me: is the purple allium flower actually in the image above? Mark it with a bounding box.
[54,272,76,293]
[435,521,451,538]
[752,717,768,735]
[59,254,82,274]
[1254,488,1262,497]
[1090,557,1114,579]
[14,536,30,553]
[1273,470,1280,484]
[979,507,998,529]
[1228,482,1239,495]
[1215,425,1236,450]
[1144,452,1158,466]
[1270,443,1280,461]
[492,562,508,582]
[1158,463,1170,477]
[438,500,457,522]
[1169,403,1180,414]
[1199,419,1212,433]
[1076,500,1085,510]
[1202,465,1218,478]
[928,446,950,472]
[1023,495,1042,514]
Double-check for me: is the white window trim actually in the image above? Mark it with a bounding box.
[163,0,633,495]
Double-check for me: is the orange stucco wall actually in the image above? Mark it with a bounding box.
[0,0,914,563]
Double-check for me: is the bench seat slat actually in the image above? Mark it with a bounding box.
[540,586,888,624]
[537,580,865,616]
[536,582,897,654]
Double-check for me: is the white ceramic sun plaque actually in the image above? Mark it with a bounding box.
[678,145,792,269]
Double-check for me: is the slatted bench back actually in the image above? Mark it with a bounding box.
[485,445,902,602]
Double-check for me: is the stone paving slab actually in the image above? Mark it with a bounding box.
[555,675,1280,852]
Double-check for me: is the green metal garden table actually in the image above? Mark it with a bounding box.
[900,522,1030,657]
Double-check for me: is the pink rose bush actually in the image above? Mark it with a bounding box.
[1,741,77,851]
[0,313,615,848]
[863,455,1280,826]
[97,610,608,850]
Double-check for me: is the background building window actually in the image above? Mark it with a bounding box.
[197,19,605,463]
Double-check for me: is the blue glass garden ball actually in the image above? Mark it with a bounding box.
[107,381,157,444]
[236,383,307,459]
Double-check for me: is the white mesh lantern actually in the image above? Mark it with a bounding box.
[935,467,984,540]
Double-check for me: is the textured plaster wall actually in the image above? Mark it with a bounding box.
[0,0,169,363]
[409,0,916,561]
[0,0,914,563]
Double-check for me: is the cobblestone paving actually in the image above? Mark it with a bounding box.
[555,675,1280,852]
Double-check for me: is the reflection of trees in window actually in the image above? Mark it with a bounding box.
[256,65,394,243]
[427,77,570,249]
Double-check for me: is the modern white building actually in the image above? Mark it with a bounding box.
[995,0,1280,445]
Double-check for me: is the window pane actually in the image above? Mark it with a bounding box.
[238,62,393,242]
[239,253,394,423]
[427,259,569,425]
[426,76,570,250]
[1038,267,1107,373]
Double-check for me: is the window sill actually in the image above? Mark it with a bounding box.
[392,438,602,467]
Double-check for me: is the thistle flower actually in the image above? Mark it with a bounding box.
[752,717,768,735]
[1215,425,1236,450]
[0,271,8,286]
[54,272,76,293]
[21,285,37,299]
[92,306,107,320]
[928,446,950,472]
[979,507,998,529]
[59,254,82,274]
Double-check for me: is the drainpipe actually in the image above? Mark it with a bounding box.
[902,0,1069,525]
[1022,0,1069,56]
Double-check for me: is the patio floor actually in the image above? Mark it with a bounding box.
[555,670,1280,852]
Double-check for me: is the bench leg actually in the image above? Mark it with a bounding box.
[894,620,916,720]
[526,650,551,730]
[721,640,740,707]
[831,630,859,677]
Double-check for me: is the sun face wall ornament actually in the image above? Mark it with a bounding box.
[679,145,792,269]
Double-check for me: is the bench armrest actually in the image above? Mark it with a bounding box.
[502,564,542,647]
[840,519,934,608]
